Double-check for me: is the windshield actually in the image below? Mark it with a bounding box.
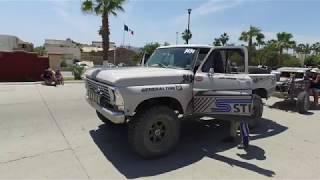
[146,47,197,69]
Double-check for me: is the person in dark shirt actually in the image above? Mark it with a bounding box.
[310,68,320,106]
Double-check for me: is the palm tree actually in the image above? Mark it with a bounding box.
[213,38,221,46]
[311,42,320,55]
[182,29,192,44]
[239,26,264,48]
[82,0,125,64]
[255,33,265,49]
[270,32,295,66]
[295,43,311,63]
[276,32,295,55]
[219,32,229,46]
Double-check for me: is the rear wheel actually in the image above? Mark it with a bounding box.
[128,106,180,158]
[296,91,310,114]
[248,94,263,128]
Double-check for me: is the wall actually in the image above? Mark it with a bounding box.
[81,47,137,65]
[48,54,63,70]
[0,51,49,82]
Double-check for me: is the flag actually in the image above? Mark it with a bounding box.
[124,24,129,31]
[129,29,134,35]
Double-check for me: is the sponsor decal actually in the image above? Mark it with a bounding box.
[141,85,183,92]
[211,98,252,114]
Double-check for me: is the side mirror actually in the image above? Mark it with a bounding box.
[209,68,215,74]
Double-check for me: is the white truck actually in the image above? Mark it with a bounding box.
[85,45,276,158]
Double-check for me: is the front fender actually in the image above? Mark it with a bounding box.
[119,84,193,116]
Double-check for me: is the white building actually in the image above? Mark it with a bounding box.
[0,34,33,52]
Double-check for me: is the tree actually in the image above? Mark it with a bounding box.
[311,42,320,55]
[163,42,170,46]
[182,29,192,44]
[239,26,264,48]
[141,42,161,55]
[268,32,295,66]
[255,33,265,48]
[33,46,46,56]
[304,55,320,66]
[213,38,221,46]
[276,32,295,55]
[295,43,311,63]
[219,32,229,46]
[81,0,125,64]
[133,42,161,64]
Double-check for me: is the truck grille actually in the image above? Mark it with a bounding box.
[86,78,113,104]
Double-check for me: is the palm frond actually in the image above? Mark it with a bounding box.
[81,0,94,13]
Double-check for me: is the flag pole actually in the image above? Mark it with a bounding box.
[122,24,125,47]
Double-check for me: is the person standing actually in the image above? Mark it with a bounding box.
[310,68,320,106]
[222,120,250,149]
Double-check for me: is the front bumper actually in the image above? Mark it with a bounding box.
[86,97,125,124]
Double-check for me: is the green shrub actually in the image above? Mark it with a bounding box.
[304,55,320,66]
[60,59,67,67]
[281,54,302,67]
[72,65,85,80]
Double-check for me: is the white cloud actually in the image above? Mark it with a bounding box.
[193,0,244,16]
[173,0,244,23]
[51,1,97,34]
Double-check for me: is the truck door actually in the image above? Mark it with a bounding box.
[193,47,252,115]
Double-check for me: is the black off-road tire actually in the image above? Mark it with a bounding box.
[128,106,180,159]
[248,94,263,128]
[296,91,310,114]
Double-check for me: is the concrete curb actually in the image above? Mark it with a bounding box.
[0,80,84,85]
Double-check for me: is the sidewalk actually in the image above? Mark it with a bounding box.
[0,80,84,85]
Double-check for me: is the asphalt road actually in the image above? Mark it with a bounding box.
[0,83,319,179]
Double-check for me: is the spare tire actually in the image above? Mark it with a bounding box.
[248,94,263,128]
[296,91,310,114]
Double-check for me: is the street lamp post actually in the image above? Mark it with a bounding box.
[176,32,178,44]
[187,8,192,44]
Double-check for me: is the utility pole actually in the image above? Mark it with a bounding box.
[176,32,178,44]
[187,8,192,44]
[113,46,116,65]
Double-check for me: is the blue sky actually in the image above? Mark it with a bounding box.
[1,0,320,47]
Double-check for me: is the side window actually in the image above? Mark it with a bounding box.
[225,49,245,73]
[194,48,210,73]
[201,50,225,73]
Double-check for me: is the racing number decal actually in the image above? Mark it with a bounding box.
[184,48,195,54]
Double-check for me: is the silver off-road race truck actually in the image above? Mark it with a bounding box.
[85,45,276,158]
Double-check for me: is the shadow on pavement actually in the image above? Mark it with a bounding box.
[90,118,287,179]
[237,145,266,160]
[268,99,316,115]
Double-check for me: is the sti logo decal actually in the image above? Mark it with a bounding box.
[211,98,252,114]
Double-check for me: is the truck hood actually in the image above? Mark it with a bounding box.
[85,67,193,87]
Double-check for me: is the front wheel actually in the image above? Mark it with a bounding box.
[296,91,310,114]
[248,94,263,128]
[128,106,180,159]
